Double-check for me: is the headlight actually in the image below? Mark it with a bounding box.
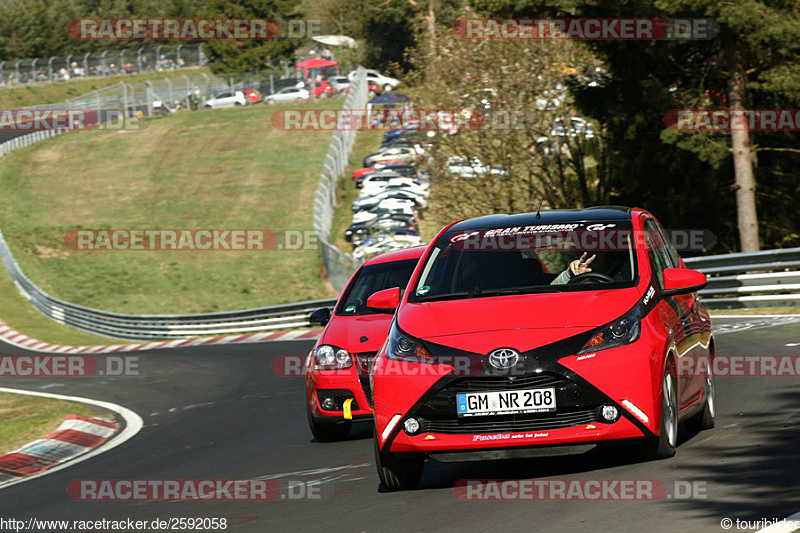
[314,345,352,369]
[578,306,641,354]
[386,322,432,363]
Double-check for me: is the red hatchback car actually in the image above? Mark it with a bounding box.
[369,207,715,490]
[305,246,425,441]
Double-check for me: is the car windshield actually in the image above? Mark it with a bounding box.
[409,221,637,302]
[336,259,418,315]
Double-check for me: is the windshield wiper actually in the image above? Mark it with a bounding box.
[416,285,563,301]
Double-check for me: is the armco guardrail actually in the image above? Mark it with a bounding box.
[0,228,336,340]
[685,247,800,308]
[312,66,368,291]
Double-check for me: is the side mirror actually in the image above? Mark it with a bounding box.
[309,307,331,326]
[366,287,400,313]
[662,268,707,297]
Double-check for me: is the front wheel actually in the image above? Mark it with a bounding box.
[641,366,678,460]
[374,433,424,491]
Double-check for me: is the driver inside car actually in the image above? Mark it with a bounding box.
[550,252,627,285]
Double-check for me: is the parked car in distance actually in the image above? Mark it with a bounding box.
[307,80,335,98]
[364,147,419,167]
[204,90,249,109]
[353,189,428,211]
[328,76,351,93]
[243,88,262,104]
[349,69,401,92]
[264,87,311,104]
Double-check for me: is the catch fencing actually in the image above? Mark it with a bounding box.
[1,44,207,87]
[312,67,367,291]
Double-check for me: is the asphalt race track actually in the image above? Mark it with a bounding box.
[1,316,799,532]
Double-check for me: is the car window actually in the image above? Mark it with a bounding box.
[654,219,681,267]
[216,93,232,98]
[410,222,637,301]
[644,218,674,286]
[336,259,418,315]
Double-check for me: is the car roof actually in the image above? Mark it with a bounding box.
[449,207,633,232]
[363,245,426,265]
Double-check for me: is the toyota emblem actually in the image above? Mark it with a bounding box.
[487,348,521,370]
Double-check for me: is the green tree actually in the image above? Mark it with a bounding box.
[202,0,304,74]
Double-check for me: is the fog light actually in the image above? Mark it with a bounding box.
[601,405,619,422]
[322,397,335,410]
[404,417,420,435]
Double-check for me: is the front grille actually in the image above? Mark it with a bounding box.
[360,376,373,408]
[316,389,359,411]
[419,408,599,434]
[447,373,565,392]
[355,351,377,373]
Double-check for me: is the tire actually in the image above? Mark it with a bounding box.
[383,84,393,92]
[374,433,424,491]
[641,365,678,460]
[686,374,716,432]
[307,404,351,442]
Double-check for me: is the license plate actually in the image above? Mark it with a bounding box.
[456,388,556,417]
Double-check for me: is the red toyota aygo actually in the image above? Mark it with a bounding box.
[369,207,715,490]
[305,246,425,442]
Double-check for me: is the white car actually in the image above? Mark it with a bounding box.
[264,87,311,104]
[204,90,249,109]
[327,76,351,93]
[352,200,415,223]
[446,156,508,179]
[353,189,428,211]
[349,69,400,92]
[363,147,419,167]
[361,177,430,196]
[352,235,423,261]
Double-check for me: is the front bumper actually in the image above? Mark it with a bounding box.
[374,335,665,454]
[307,352,376,420]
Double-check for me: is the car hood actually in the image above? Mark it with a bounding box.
[319,313,394,353]
[397,287,641,353]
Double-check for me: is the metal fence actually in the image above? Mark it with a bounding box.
[0,44,207,87]
[685,247,800,308]
[312,67,367,291]
[0,228,337,340]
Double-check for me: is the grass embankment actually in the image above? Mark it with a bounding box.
[0,392,105,453]
[0,99,341,316]
[0,68,210,108]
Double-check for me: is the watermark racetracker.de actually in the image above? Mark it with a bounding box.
[453,479,709,500]
[63,229,319,251]
[0,355,138,377]
[0,109,146,131]
[67,18,322,40]
[665,109,800,131]
[453,18,719,40]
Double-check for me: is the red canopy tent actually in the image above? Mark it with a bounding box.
[295,58,339,80]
